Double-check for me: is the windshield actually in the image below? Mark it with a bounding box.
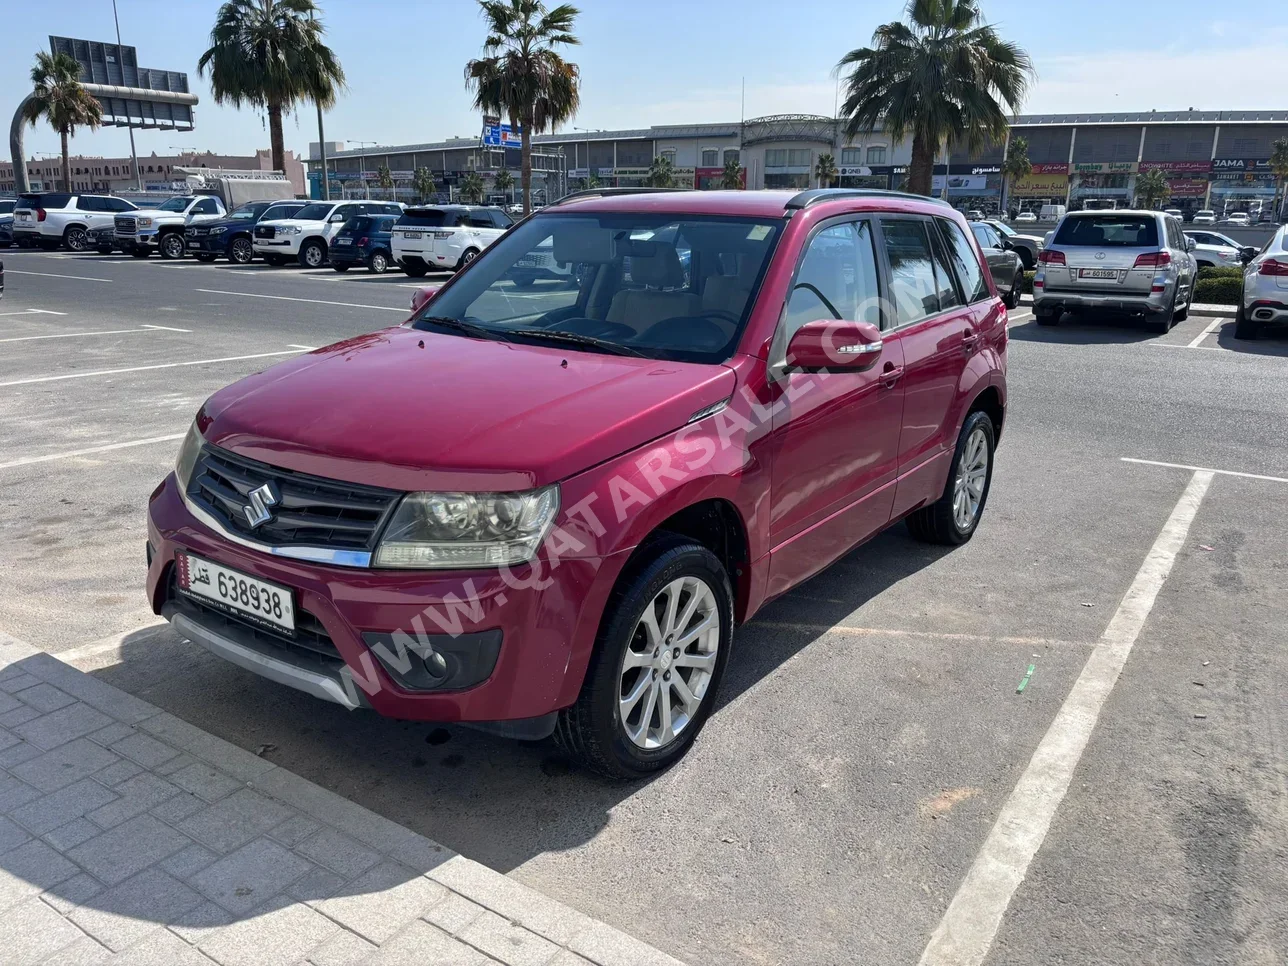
[261,203,304,221]
[158,196,194,212]
[991,222,1017,236]
[412,211,784,364]
[1054,215,1159,247]
[293,203,334,221]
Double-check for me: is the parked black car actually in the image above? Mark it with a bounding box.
[87,224,120,254]
[184,200,306,264]
[329,214,398,274]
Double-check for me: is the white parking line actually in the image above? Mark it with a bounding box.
[919,469,1214,966]
[1187,316,1226,348]
[0,434,185,471]
[194,289,406,312]
[0,308,68,317]
[1149,343,1223,351]
[0,325,188,344]
[0,348,304,388]
[287,344,319,350]
[5,269,112,283]
[1121,456,1288,484]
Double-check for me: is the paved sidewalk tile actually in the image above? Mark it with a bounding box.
[68,868,205,951]
[0,896,87,964]
[190,837,313,915]
[11,682,76,713]
[0,814,32,853]
[460,909,562,966]
[107,732,180,769]
[9,738,118,792]
[367,920,493,966]
[46,816,104,852]
[110,928,213,965]
[294,827,382,878]
[38,871,103,914]
[85,773,180,828]
[305,928,378,965]
[317,860,447,945]
[178,787,296,852]
[9,778,117,834]
[12,702,114,751]
[67,813,194,885]
[198,895,338,966]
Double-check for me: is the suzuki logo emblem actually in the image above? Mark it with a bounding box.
[1095,251,1106,259]
[242,482,279,529]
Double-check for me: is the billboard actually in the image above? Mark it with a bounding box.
[482,117,523,148]
[50,36,193,130]
[1012,173,1068,197]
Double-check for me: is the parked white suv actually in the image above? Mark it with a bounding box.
[253,200,402,267]
[115,195,227,259]
[1192,209,1217,225]
[12,192,138,251]
[1236,224,1288,339]
[391,205,514,276]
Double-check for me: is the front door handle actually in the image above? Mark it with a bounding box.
[882,364,905,387]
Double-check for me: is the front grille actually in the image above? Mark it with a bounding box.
[167,573,342,664]
[254,225,276,239]
[114,216,137,234]
[188,444,401,552]
[186,226,209,237]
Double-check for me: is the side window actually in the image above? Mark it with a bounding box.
[938,219,990,304]
[468,212,494,228]
[491,210,513,229]
[927,221,963,311]
[108,198,134,212]
[880,218,941,325]
[781,220,881,340]
[970,224,991,249]
[193,199,219,215]
[77,197,102,212]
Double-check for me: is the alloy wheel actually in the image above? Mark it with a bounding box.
[231,238,253,264]
[64,227,86,251]
[952,427,989,531]
[162,234,184,259]
[618,576,721,750]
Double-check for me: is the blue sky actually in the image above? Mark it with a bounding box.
[4,0,1286,161]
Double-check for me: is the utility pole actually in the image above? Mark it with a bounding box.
[111,0,141,191]
[309,7,330,201]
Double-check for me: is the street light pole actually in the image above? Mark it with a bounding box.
[111,0,141,191]
[353,141,377,200]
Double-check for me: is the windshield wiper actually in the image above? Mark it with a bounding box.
[416,316,511,343]
[508,327,645,357]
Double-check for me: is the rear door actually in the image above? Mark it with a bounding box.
[875,215,983,520]
[970,223,1010,291]
[766,217,905,597]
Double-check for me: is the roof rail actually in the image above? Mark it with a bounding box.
[785,188,953,210]
[549,187,681,206]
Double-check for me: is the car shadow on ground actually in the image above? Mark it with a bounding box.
[1210,320,1288,357]
[99,525,948,875]
[1008,312,1167,345]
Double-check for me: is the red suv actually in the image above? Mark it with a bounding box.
[147,188,1007,777]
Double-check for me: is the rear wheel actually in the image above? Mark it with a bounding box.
[229,237,254,264]
[1004,272,1023,309]
[554,535,732,779]
[299,240,327,268]
[456,248,480,271]
[1148,289,1177,334]
[906,410,995,546]
[1034,306,1058,326]
[63,226,88,252]
[160,233,185,260]
[1234,301,1260,340]
[367,250,389,274]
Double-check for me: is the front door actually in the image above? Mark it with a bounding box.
[766,218,905,598]
[877,215,981,519]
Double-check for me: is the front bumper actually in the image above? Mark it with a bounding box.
[118,231,159,249]
[253,237,300,256]
[146,474,621,728]
[185,234,231,255]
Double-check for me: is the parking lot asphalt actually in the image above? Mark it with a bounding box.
[1,247,1286,965]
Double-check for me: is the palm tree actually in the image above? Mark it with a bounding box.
[494,167,515,205]
[412,166,437,204]
[837,0,1034,196]
[198,0,346,174]
[815,153,838,189]
[465,0,581,216]
[1000,134,1032,216]
[720,157,743,189]
[376,164,394,199]
[460,170,486,204]
[1134,168,1169,210]
[22,51,103,193]
[585,173,600,189]
[1270,137,1288,222]
[647,155,675,188]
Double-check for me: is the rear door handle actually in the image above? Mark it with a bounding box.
[962,328,979,352]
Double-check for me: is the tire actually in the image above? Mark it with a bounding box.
[195,253,218,263]
[1234,301,1260,340]
[456,248,480,271]
[367,250,389,274]
[63,225,88,252]
[130,248,151,258]
[403,264,429,278]
[906,410,996,546]
[229,237,254,264]
[1148,289,1177,334]
[1034,307,1058,326]
[299,240,326,268]
[1004,273,1023,309]
[331,263,350,273]
[553,534,733,779]
[159,233,185,260]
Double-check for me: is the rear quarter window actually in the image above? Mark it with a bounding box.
[397,209,450,228]
[1055,216,1159,247]
[18,192,72,210]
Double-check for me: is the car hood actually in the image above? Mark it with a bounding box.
[199,217,256,231]
[1008,232,1045,245]
[127,209,184,219]
[199,326,737,492]
[257,218,327,231]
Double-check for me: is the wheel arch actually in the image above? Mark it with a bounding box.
[635,499,751,623]
[968,384,1006,444]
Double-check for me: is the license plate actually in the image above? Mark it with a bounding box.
[403,231,422,240]
[176,553,295,632]
[1078,269,1119,280]
[187,241,201,248]
[334,236,351,245]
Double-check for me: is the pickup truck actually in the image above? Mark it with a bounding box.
[115,195,228,259]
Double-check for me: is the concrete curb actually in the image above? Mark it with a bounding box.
[0,631,685,966]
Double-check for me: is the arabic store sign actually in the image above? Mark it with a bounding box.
[1071,162,1138,174]
[1212,158,1271,171]
[1012,173,1069,197]
[1029,163,1069,175]
[1140,160,1211,173]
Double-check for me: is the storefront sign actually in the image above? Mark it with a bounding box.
[839,165,872,177]
[1011,172,1069,197]
[1071,162,1138,174]
[568,168,590,179]
[933,174,988,192]
[1140,160,1211,173]
[1212,158,1272,171]
[695,166,745,188]
[1165,178,1208,197]
[390,170,414,180]
[1212,170,1277,183]
[1030,162,1069,175]
[969,165,1001,176]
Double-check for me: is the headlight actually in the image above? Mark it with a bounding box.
[210,226,227,234]
[174,421,203,491]
[137,217,153,227]
[374,487,559,569]
[282,226,302,235]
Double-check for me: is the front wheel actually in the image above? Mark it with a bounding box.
[229,237,254,264]
[299,241,326,268]
[160,233,185,259]
[554,536,733,779]
[906,410,995,546]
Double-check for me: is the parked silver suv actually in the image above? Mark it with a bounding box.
[1033,209,1197,333]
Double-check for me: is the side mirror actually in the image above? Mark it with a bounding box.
[1185,237,1197,252]
[1240,246,1258,264]
[409,284,442,316]
[330,214,345,223]
[786,319,883,371]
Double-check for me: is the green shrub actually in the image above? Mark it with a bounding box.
[1196,265,1243,281]
[1020,270,1035,294]
[1192,276,1242,305]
